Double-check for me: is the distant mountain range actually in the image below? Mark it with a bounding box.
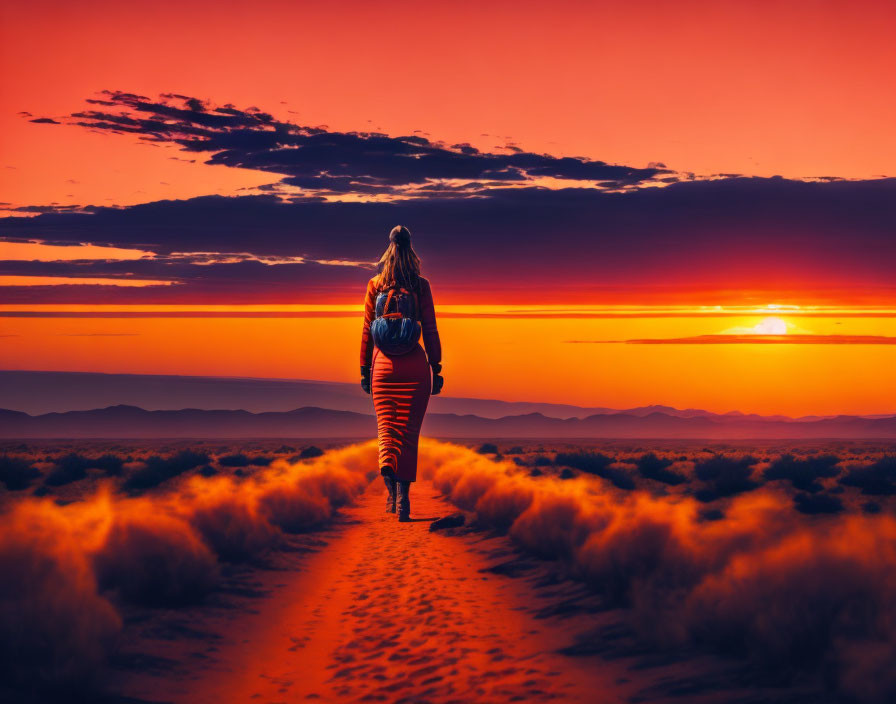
[0,370,614,419]
[2,370,894,439]
[2,404,896,439]
[2,370,890,425]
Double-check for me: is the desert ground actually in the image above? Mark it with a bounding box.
[3,437,896,703]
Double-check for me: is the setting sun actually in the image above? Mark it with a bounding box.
[751,316,788,334]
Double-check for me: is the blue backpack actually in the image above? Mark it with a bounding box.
[370,284,422,355]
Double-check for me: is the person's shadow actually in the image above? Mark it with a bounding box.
[406,516,439,522]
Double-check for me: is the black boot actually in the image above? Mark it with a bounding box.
[382,473,397,513]
[397,481,411,522]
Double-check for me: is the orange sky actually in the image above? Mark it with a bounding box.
[1,0,894,211]
[1,305,894,416]
[1,0,895,414]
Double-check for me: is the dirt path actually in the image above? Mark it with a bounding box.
[112,481,774,704]
[117,480,635,703]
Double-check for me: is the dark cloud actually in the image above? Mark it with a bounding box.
[29,91,666,196]
[11,204,90,213]
[0,255,372,303]
[574,334,896,344]
[6,91,896,302]
[2,173,895,302]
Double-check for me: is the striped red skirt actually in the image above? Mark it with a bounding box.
[371,343,432,482]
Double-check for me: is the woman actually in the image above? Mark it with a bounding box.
[359,225,443,521]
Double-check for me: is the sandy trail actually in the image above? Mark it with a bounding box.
[117,481,635,703]
[114,481,758,704]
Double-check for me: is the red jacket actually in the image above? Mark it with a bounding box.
[360,276,441,369]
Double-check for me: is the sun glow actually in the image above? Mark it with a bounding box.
[1,304,894,416]
[751,316,788,335]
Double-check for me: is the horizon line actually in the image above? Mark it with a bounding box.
[2,368,894,421]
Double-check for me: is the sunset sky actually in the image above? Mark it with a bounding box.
[1,0,895,415]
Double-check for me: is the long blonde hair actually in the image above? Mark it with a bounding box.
[375,225,421,291]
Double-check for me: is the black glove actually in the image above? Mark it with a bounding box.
[360,365,371,394]
[431,362,444,395]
